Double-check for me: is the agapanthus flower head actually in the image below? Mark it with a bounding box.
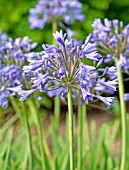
[29,0,85,29]
[91,18,129,72]
[20,30,117,108]
[92,18,129,101]
[0,36,37,66]
[0,30,38,109]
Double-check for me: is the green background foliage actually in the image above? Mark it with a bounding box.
[0,0,129,44]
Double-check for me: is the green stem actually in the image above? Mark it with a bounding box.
[67,87,74,170]
[115,57,126,170]
[29,100,46,170]
[82,104,89,170]
[21,102,33,170]
[54,96,60,128]
[52,18,57,43]
[52,18,61,128]
[82,104,89,146]
[10,96,22,123]
[77,105,82,170]
[37,111,46,170]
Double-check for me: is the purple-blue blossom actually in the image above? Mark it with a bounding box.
[97,79,118,92]
[31,73,50,90]
[124,93,129,102]
[20,30,117,108]
[29,0,85,29]
[18,89,36,101]
[0,65,22,108]
[0,91,10,109]
[0,30,38,109]
[96,95,114,108]
[92,18,129,102]
[91,18,129,74]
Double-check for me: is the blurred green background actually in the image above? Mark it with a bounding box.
[0,0,129,45]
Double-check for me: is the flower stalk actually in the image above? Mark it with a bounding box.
[115,57,126,170]
[28,99,46,170]
[52,18,57,44]
[54,96,60,128]
[36,110,46,170]
[68,87,74,170]
[21,101,33,170]
[77,105,82,170]
[78,104,89,170]
[82,104,89,145]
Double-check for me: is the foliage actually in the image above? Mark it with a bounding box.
[0,105,126,170]
[0,0,129,43]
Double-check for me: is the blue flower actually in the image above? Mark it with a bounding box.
[0,91,10,109]
[0,30,38,108]
[53,30,66,46]
[97,79,117,91]
[92,18,129,74]
[98,66,117,80]
[92,18,111,33]
[109,36,118,46]
[19,30,117,108]
[58,66,66,77]
[96,95,114,108]
[31,73,50,90]
[118,54,126,70]
[18,89,36,101]
[7,85,22,93]
[29,0,85,30]
[124,93,129,101]
[23,60,44,73]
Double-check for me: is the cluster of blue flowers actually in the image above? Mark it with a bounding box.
[3,0,129,110]
[91,18,129,101]
[29,0,85,29]
[0,30,37,108]
[18,30,118,108]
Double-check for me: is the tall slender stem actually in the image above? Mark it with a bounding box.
[79,104,89,170]
[115,57,126,170]
[28,100,46,170]
[54,96,60,128]
[82,104,89,146]
[77,105,82,170]
[52,18,61,128]
[36,109,46,170]
[52,18,57,45]
[10,96,22,124]
[67,87,74,170]
[21,102,33,170]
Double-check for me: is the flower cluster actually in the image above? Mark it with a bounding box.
[0,31,37,108]
[91,18,129,101]
[91,18,129,71]
[20,30,118,108]
[29,0,85,29]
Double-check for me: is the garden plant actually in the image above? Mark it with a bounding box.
[0,0,129,170]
